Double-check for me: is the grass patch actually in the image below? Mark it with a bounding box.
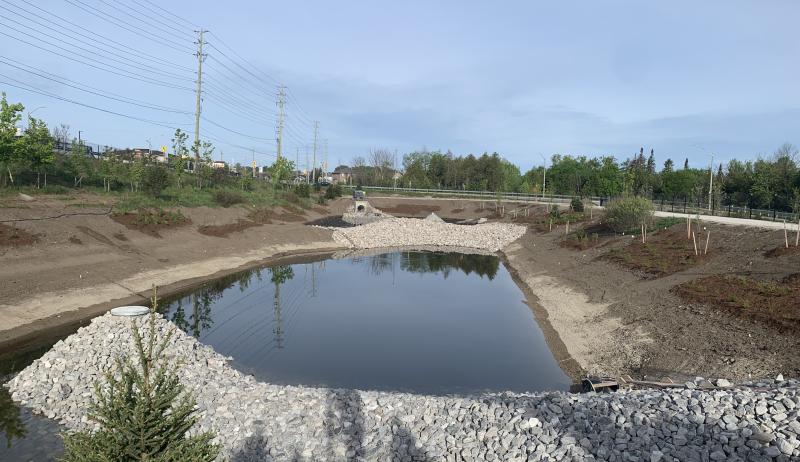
[673,274,800,333]
[111,208,189,237]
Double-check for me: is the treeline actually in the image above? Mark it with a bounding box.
[383,146,799,213]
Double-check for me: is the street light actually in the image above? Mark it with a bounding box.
[691,145,715,212]
[26,106,45,128]
[539,153,548,202]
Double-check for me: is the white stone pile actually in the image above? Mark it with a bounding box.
[6,312,800,461]
[329,218,528,252]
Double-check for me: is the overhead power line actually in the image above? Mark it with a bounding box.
[99,0,195,40]
[62,0,191,53]
[0,76,191,129]
[8,0,194,72]
[0,56,191,114]
[0,25,194,91]
[0,8,192,82]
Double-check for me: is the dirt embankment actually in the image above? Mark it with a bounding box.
[503,210,800,382]
[0,194,351,352]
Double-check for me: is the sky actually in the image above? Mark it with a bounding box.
[1,0,798,172]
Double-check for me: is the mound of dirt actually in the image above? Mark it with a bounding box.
[198,219,260,238]
[380,204,441,215]
[765,245,800,258]
[673,274,800,333]
[0,224,37,247]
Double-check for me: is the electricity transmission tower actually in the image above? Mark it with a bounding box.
[276,85,286,160]
[312,121,319,183]
[193,29,208,171]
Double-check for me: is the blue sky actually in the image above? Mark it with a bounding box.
[1,0,798,171]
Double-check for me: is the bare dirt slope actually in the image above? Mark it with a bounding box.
[0,193,351,351]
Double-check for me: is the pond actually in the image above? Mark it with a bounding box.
[0,250,570,458]
[160,250,570,394]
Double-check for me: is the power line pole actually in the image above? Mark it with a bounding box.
[275,85,286,160]
[251,148,256,178]
[296,147,300,178]
[312,121,319,184]
[323,138,328,180]
[193,29,207,172]
[305,145,310,184]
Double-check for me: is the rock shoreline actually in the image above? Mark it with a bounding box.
[7,313,800,461]
[328,218,528,252]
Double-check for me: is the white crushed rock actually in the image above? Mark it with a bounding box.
[423,212,445,223]
[7,312,800,461]
[329,218,527,252]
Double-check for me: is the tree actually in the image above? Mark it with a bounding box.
[369,148,394,185]
[171,129,189,189]
[141,161,170,198]
[66,138,93,188]
[268,156,295,190]
[0,93,24,185]
[22,117,54,188]
[62,288,219,461]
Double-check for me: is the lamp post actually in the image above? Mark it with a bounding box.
[539,153,547,202]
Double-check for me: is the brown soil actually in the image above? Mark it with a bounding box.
[600,227,712,277]
[247,208,274,224]
[68,235,82,245]
[380,203,441,215]
[673,274,800,334]
[198,219,260,238]
[450,208,464,213]
[112,232,128,241]
[0,224,37,247]
[111,211,190,237]
[765,245,800,258]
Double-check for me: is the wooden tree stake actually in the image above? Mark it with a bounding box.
[692,231,698,256]
[796,218,799,247]
[704,231,710,255]
[784,220,789,248]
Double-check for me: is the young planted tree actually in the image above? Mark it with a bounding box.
[66,139,94,188]
[268,156,295,191]
[171,129,189,189]
[61,288,219,461]
[22,117,55,188]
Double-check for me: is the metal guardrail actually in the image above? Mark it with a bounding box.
[340,185,800,223]
[339,185,605,205]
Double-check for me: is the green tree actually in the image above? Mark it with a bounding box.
[141,161,170,198]
[171,129,189,189]
[0,93,24,185]
[268,156,295,191]
[61,289,219,461]
[66,139,94,188]
[21,116,54,188]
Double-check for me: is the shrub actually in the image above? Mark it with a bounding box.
[604,196,654,232]
[317,195,327,205]
[293,183,311,198]
[213,189,245,207]
[283,191,300,204]
[324,184,343,200]
[133,208,186,226]
[140,163,170,198]
[548,205,561,219]
[570,197,584,212]
[61,288,219,462]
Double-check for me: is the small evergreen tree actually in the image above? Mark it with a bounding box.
[61,287,219,462]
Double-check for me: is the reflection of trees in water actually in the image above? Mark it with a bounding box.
[166,267,264,337]
[269,266,295,349]
[364,252,500,280]
[0,387,25,448]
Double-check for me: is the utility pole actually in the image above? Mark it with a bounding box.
[193,29,207,172]
[251,149,256,178]
[708,154,714,212]
[295,147,300,178]
[323,139,328,181]
[305,146,310,184]
[276,85,286,160]
[312,121,319,184]
[273,279,283,349]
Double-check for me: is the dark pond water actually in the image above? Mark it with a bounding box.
[161,251,570,394]
[0,250,570,459]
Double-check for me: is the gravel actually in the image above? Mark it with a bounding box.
[7,312,800,461]
[329,217,528,252]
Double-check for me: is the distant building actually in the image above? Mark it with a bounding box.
[332,166,352,184]
[111,148,167,163]
[212,160,227,170]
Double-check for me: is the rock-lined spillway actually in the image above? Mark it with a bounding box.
[6,313,800,461]
[329,218,528,252]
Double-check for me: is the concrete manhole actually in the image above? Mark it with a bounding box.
[110,306,150,317]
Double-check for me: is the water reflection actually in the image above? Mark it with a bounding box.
[161,251,570,394]
[0,387,25,447]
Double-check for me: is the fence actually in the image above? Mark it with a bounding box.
[339,185,800,224]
